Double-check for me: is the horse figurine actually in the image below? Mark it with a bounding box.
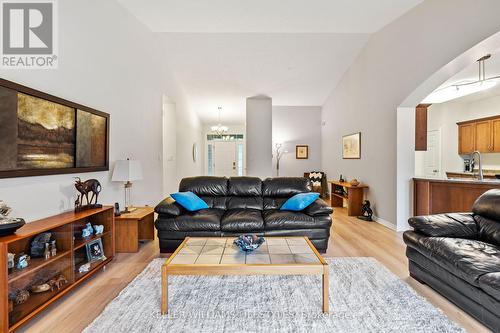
[74,177,102,211]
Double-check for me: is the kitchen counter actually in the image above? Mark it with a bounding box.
[413,177,500,216]
[445,171,499,180]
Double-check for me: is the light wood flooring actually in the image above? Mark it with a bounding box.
[17,208,490,333]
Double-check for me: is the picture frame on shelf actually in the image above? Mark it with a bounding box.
[296,145,309,159]
[85,238,105,263]
[342,132,361,159]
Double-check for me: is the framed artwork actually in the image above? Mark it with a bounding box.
[296,145,309,159]
[0,78,109,178]
[342,132,361,159]
[86,238,105,263]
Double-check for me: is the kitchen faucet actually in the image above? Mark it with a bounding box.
[471,151,484,181]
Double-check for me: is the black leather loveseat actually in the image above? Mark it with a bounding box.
[403,189,500,331]
[155,176,333,253]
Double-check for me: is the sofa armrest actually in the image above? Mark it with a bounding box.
[155,197,184,217]
[408,213,477,238]
[304,199,333,216]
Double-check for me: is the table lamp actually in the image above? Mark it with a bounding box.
[112,158,143,213]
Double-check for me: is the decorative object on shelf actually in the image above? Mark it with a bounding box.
[112,158,143,214]
[349,179,360,187]
[9,289,30,305]
[79,263,91,274]
[0,78,109,179]
[30,232,52,257]
[210,106,229,135]
[296,145,309,159]
[114,202,121,217]
[94,224,104,235]
[274,143,288,177]
[44,243,50,260]
[74,177,102,211]
[357,200,374,222]
[48,274,68,291]
[7,253,15,273]
[342,132,361,159]
[15,253,30,270]
[31,283,50,293]
[339,174,345,182]
[233,235,265,252]
[0,200,25,235]
[86,238,105,262]
[81,222,94,238]
[51,240,57,256]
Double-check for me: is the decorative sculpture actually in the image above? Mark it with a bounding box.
[16,253,30,270]
[93,224,104,235]
[9,289,30,305]
[357,200,374,222]
[81,223,94,238]
[48,274,68,291]
[0,200,25,235]
[74,177,102,211]
[30,232,52,257]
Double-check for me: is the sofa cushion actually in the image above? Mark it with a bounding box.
[263,210,330,230]
[179,176,228,196]
[417,237,500,286]
[170,191,209,211]
[155,208,223,232]
[280,193,320,211]
[262,177,311,197]
[475,215,500,247]
[478,272,500,302]
[408,213,477,238]
[221,209,264,232]
[228,177,262,196]
[473,189,500,221]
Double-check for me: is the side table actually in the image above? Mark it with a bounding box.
[115,206,155,253]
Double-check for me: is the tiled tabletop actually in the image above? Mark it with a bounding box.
[167,237,321,265]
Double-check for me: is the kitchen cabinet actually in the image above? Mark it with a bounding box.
[458,115,500,154]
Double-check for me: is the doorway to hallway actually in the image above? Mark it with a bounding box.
[206,134,245,176]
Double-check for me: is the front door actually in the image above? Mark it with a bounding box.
[214,141,237,176]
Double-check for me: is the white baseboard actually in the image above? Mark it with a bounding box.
[373,215,397,231]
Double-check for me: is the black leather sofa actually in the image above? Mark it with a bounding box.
[155,176,333,253]
[404,189,500,331]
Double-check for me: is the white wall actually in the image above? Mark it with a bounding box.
[272,106,322,177]
[246,96,272,178]
[321,0,500,228]
[0,0,202,221]
[419,93,500,174]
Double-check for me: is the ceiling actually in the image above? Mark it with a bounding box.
[118,0,423,124]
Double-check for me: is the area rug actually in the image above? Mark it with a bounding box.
[84,258,464,333]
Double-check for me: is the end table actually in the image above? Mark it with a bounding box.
[115,206,155,252]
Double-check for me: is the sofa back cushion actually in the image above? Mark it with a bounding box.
[179,176,228,209]
[473,189,500,246]
[263,177,311,210]
[227,177,263,210]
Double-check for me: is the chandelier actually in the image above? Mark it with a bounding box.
[211,106,229,135]
[423,54,500,104]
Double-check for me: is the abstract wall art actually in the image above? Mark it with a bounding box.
[0,79,109,178]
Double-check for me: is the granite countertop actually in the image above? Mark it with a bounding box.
[446,170,499,177]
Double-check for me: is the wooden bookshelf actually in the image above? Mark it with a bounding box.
[0,207,114,332]
[329,181,368,216]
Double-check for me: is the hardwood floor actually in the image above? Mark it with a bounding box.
[17,208,490,333]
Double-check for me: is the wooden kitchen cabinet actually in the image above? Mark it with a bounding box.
[458,123,475,154]
[458,115,500,154]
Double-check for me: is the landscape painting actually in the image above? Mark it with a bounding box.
[0,79,109,178]
[17,93,75,169]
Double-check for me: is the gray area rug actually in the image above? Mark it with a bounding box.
[84,257,465,333]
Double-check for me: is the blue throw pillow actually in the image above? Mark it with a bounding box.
[280,193,320,211]
[171,191,209,211]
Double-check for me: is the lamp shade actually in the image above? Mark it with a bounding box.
[112,159,143,182]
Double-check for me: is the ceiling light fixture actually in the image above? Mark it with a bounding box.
[422,54,500,104]
[211,106,229,135]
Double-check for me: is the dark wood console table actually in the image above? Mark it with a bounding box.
[329,181,368,216]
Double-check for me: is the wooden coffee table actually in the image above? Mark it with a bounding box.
[161,236,329,314]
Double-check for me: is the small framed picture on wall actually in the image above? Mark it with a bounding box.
[342,132,361,159]
[296,145,309,159]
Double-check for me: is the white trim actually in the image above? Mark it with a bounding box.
[373,215,397,231]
